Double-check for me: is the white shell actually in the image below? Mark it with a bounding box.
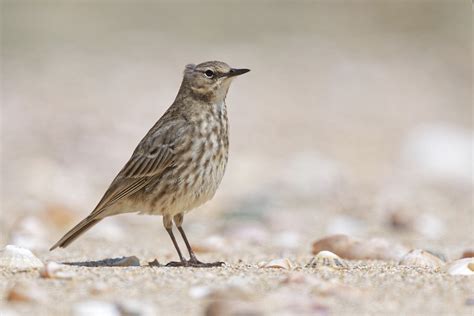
[0,245,43,271]
[258,258,293,269]
[307,250,348,269]
[398,249,445,269]
[446,258,474,276]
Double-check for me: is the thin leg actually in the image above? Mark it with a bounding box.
[162,215,186,267]
[174,214,224,268]
[166,227,185,263]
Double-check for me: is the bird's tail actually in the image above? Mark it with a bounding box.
[50,216,102,250]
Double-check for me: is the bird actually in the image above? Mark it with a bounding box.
[50,61,250,267]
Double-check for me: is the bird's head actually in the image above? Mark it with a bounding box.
[181,61,250,103]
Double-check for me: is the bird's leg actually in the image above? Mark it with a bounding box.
[163,215,187,267]
[173,213,224,268]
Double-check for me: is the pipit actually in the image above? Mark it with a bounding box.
[50,61,249,267]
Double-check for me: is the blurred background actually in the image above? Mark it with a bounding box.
[1,1,472,260]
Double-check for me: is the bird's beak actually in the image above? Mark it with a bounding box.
[226,68,250,78]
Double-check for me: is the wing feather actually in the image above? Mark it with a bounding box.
[88,118,189,218]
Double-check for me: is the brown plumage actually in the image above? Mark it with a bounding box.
[50,61,250,267]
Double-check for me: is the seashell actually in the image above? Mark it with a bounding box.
[312,234,409,261]
[72,300,120,316]
[258,258,293,269]
[398,249,445,269]
[307,251,348,269]
[0,245,43,271]
[445,258,474,276]
[461,250,474,259]
[40,261,76,279]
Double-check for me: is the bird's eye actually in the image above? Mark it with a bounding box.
[204,70,214,78]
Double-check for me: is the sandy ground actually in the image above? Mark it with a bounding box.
[1,260,473,316]
[1,2,473,315]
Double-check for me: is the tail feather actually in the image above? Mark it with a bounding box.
[50,217,102,250]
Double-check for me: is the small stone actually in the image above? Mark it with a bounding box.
[398,249,445,269]
[0,245,43,271]
[446,258,474,276]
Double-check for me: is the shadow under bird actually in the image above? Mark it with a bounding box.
[50,61,250,267]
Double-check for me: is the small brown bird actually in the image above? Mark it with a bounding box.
[50,61,249,267]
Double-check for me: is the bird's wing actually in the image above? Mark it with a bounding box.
[88,118,191,218]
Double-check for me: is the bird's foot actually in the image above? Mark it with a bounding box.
[188,259,225,268]
[165,259,225,268]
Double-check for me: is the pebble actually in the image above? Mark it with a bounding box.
[0,245,43,271]
[398,249,445,269]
